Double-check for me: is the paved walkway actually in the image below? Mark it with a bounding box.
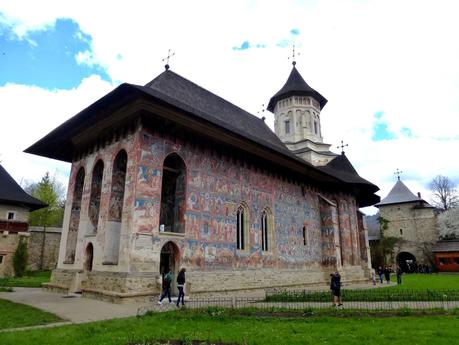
[0,288,144,323]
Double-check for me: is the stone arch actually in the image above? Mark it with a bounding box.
[397,252,417,273]
[159,153,187,233]
[88,159,104,233]
[104,150,128,264]
[84,242,94,272]
[159,241,180,293]
[64,167,85,263]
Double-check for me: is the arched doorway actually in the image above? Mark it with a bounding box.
[397,252,416,273]
[84,243,94,272]
[159,241,180,293]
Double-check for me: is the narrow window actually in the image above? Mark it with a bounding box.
[65,167,85,263]
[0,255,3,264]
[261,210,268,251]
[89,160,104,232]
[285,120,291,134]
[237,206,245,250]
[400,229,403,235]
[160,153,187,233]
[303,226,307,246]
[314,121,318,134]
[7,212,15,220]
[108,150,127,222]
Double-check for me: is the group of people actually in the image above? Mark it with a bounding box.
[373,265,403,285]
[158,267,187,307]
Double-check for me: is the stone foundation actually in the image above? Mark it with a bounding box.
[44,264,370,303]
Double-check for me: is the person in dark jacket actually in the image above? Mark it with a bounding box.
[330,272,342,307]
[176,268,186,307]
[396,265,403,285]
[384,266,391,284]
[158,269,173,304]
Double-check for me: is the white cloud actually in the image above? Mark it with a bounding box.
[0,75,114,187]
[1,0,459,211]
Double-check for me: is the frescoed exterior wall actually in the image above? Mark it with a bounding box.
[49,126,370,301]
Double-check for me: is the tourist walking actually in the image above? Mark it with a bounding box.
[371,270,377,286]
[396,265,403,285]
[330,271,342,307]
[377,266,384,284]
[176,267,186,307]
[158,269,173,304]
[384,266,391,284]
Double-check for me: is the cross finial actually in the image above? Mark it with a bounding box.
[288,44,300,66]
[394,168,403,181]
[337,140,349,155]
[257,104,266,121]
[162,49,175,70]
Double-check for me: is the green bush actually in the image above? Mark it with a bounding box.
[13,239,28,277]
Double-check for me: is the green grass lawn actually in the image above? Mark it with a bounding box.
[388,273,459,290]
[0,309,458,345]
[0,271,51,288]
[0,298,61,330]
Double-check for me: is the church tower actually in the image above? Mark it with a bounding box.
[267,62,337,166]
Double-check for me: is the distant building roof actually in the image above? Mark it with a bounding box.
[267,66,327,112]
[375,179,430,207]
[432,241,459,253]
[0,164,47,211]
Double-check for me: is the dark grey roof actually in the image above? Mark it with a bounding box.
[142,70,299,161]
[375,180,426,207]
[318,154,380,206]
[267,65,327,112]
[25,68,380,207]
[432,241,459,253]
[0,164,47,211]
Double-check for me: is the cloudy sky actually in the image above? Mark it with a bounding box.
[1,0,458,214]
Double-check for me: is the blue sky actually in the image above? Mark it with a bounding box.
[1,0,459,215]
[0,18,109,89]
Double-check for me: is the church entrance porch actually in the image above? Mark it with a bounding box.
[159,241,180,295]
[397,251,417,273]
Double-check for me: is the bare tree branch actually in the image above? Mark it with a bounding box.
[429,175,458,211]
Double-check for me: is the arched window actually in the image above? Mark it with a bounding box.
[64,167,85,263]
[236,203,250,251]
[104,150,127,265]
[89,160,104,232]
[108,150,127,221]
[261,209,268,251]
[160,153,186,233]
[236,205,245,250]
[303,226,308,246]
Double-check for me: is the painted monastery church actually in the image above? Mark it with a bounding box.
[26,61,380,302]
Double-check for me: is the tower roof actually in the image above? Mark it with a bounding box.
[375,179,425,207]
[0,164,47,211]
[267,66,327,112]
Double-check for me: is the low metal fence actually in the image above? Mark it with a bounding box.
[137,291,459,316]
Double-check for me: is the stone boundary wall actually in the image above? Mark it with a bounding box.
[28,227,62,271]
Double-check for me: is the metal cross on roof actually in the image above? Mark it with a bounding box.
[394,168,403,181]
[162,49,175,71]
[337,140,349,155]
[288,44,300,66]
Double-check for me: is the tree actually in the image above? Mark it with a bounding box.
[437,207,459,240]
[370,216,400,267]
[13,238,28,277]
[25,172,66,271]
[26,172,65,228]
[429,175,458,211]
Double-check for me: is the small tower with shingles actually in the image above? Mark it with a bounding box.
[268,63,336,166]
